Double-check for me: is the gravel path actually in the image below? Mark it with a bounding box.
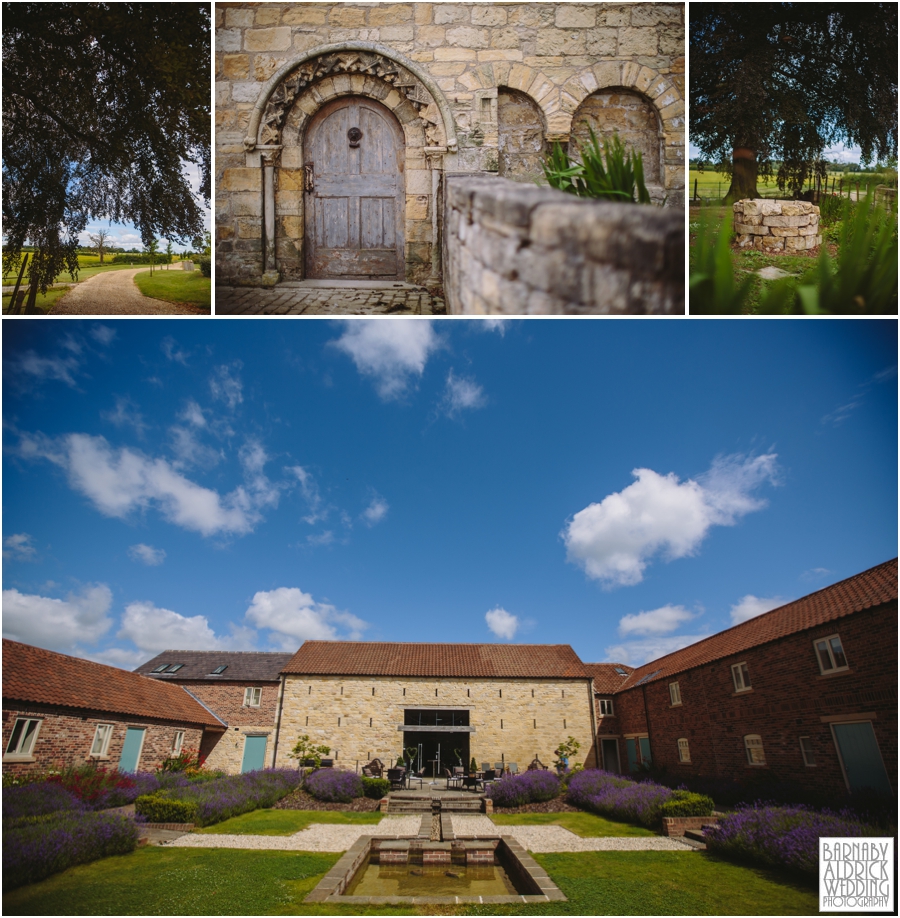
[167,816,421,852]
[167,815,693,854]
[450,816,694,852]
[51,267,205,315]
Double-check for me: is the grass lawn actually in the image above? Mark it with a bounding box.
[3,846,820,916]
[134,268,211,309]
[197,809,383,836]
[2,286,71,314]
[462,851,819,916]
[490,811,656,837]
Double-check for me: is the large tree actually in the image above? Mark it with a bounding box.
[690,3,897,201]
[2,3,210,292]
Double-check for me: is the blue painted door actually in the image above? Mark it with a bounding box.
[832,723,892,794]
[118,728,146,773]
[241,735,268,773]
[625,738,638,772]
[639,737,652,765]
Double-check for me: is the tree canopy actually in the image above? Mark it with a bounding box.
[690,3,898,200]
[2,2,210,290]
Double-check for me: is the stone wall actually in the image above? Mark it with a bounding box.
[733,199,822,252]
[274,674,597,772]
[215,2,684,285]
[1,704,206,775]
[443,175,684,314]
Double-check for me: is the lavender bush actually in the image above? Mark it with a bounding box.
[135,768,301,827]
[3,782,84,824]
[485,770,561,807]
[566,769,631,808]
[706,804,886,877]
[305,768,363,803]
[3,811,139,891]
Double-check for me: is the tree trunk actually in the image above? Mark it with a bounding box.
[724,148,760,203]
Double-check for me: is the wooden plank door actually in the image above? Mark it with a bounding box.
[305,97,405,279]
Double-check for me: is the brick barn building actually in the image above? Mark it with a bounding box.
[592,558,897,797]
[134,650,293,772]
[2,640,225,775]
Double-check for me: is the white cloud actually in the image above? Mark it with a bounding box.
[5,350,81,387]
[362,496,389,526]
[128,543,166,566]
[729,594,787,625]
[3,533,36,561]
[101,396,148,437]
[119,601,225,653]
[332,320,440,400]
[210,362,243,409]
[18,431,263,537]
[485,607,519,640]
[161,336,189,365]
[2,584,114,653]
[307,531,335,547]
[168,425,222,469]
[245,587,369,648]
[289,466,328,524]
[239,440,281,510]
[440,370,486,418]
[603,632,712,668]
[87,646,150,669]
[563,452,779,587]
[90,325,116,346]
[180,399,206,428]
[481,318,508,335]
[618,604,696,636]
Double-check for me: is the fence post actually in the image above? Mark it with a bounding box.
[7,252,29,315]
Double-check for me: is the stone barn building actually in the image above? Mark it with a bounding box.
[215,2,685,288]
[273,641,598,773]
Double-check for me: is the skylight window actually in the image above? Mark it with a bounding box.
[210,665,228,675]
[614,667,628,676]
[166,664,184,673]
[635,670,660,686]
[151,664,169,673]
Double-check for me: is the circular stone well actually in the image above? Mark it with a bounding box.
[733,199,822,252]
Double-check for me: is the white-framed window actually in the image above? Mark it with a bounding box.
[172,731,185,755]
[244,687,262,707]
[744,734,766,765]
[677,738,691,763]
[815,634,848,674]
[5,717,42,758]
[731,662,751,692]
[669,682,682,705]
[598,698,614,716]
[799,736,816,766]
[90,723,114,757]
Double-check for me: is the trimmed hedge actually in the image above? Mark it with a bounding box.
[659,791,715,819]
[199,256,211,277]
[3,811,139,891]
[361,777,390,799]
[135,768,300,827]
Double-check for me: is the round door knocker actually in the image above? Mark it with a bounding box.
[348,127,363,148]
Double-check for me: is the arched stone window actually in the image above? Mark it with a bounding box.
[569,89,663,197]
[498,88,547,182]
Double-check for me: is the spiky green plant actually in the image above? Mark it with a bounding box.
[542,130,653,204]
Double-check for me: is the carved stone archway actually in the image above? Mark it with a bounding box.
[245,43,458,284]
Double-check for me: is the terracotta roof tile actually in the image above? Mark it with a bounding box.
[3,640,225,728]
[282,642,590,679]
[584,663,634,693]
[617,559,898,691]
[134,650,293,682]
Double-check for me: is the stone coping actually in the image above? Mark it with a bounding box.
[304,834,566,905]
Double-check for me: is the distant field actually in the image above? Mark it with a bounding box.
[2,252,171,286]
[688,169,894,202]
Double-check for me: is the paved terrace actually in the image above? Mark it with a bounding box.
[216,280,446,315]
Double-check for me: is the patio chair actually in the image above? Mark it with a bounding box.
[387,768,406,791]
[481,762,491,773]
[508,762,518,774]
[494,763,504,772]
[443,767,463,789]
[479,769,498,792]
[407,768,425,790]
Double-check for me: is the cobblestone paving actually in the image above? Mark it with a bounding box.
[216,285,445,316]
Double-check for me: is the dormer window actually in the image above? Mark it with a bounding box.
[151,664,169,673]
[210,665,228,675]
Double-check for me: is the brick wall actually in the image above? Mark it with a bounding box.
[615,602,897,796]
[175,680,282,772]
[215,2,684,285]
[443,175,684,314]
[1,704,206,775]
[274,674,596,771]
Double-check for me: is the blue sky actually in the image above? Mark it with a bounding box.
[2,319,896,673]
[688,140,864,164]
